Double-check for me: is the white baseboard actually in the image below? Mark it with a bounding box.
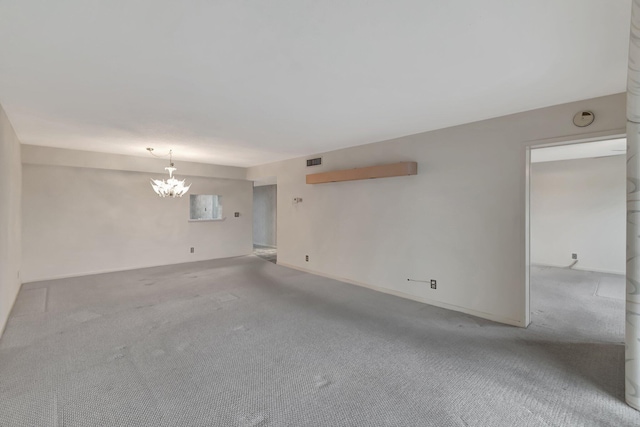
[531,262,624,276]
[22,253,253,284]
[277,262,525,328]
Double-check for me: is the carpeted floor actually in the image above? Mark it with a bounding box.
[0,258,637,426]
[253,245,277,264]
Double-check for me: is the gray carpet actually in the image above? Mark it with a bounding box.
[595,275,626,300]
[0,259,637,426]
[253,245,277,264]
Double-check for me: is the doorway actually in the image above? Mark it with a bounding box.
[527,138,626,340]
[253,179,277,264]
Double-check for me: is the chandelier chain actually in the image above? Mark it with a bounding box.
[147,147,173,166]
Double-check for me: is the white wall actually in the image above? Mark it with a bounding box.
[248,93,626,327]
[0,104,22,335]
[531,155,625,274]
[253,184,277,247]
[22,148,253,283]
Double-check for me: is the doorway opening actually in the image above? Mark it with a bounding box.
[527,138,626,341]
[253,178,277,264]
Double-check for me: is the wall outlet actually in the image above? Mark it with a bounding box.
[190,247,195,253]
[572,253,578,260]
[234,212,240,217]
[430,279,437,289]
[305,255,309,262]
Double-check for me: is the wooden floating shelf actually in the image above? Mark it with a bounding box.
[306,161,418,184]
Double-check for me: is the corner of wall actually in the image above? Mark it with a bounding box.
[0,103,22,338]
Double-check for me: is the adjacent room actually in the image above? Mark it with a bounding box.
[253,179,278,264]
[529,139,626,344]
[1,1,640,425]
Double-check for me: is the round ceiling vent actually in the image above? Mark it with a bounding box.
[573,111,595,127]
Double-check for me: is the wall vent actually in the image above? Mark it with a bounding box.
[306,157,322,167]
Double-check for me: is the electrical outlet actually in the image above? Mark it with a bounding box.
[430,279,437,289]
[572,253,578,260]
[190,247,195,253]
[305,255,309,262]
[234,212,240,217]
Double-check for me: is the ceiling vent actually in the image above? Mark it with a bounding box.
[306,157,322,167]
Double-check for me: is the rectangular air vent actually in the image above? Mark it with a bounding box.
[306,157,322,167]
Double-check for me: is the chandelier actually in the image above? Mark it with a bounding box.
[147,148,191,197]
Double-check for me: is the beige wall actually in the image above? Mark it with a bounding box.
[0,104,22,335]
[248,93,626,327]
[22,148,253,283]
[531,155,625,274]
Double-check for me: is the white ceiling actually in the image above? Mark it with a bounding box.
[531,138,627,163]
[0,1,632,167]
